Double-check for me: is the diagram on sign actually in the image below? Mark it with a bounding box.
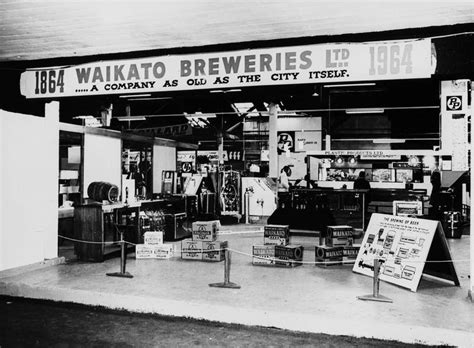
[353,213,459,292]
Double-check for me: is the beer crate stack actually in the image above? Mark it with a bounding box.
[252,224,304,267]
[181,220,227,262]
[315,225,360,267]
[135,231,174,259]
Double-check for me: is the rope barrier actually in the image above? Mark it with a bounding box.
[58,235,119,245]
[59,235,471,264]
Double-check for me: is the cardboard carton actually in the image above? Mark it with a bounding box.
[315,245,343,266]
[192,220,219,241]
[136,244,174,259]
[274,245,304,267]
[264,224,290,238]
[343,245,361,262]
[181,239,203,260]
[325,225,354,247]
[144,231,164,245]
[202,241,227,262]
[252,245,275,265]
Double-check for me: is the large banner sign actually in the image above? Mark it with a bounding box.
[20,39,432,99]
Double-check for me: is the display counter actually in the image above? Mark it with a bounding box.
[73,197,189,262]
[269,188,369,232]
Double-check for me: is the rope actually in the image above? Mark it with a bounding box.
[59,236,470,264]
[58,235,119,245]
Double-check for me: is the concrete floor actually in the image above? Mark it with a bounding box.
[0,224,472,347]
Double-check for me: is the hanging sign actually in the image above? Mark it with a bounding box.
[353,213,459,292]
[135,123,192,138]
[309,150,447,157]
[20,39,432,99]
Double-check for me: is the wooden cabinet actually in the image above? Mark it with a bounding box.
[74,197,190,262]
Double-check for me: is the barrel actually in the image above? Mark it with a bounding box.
[87,181,119,203]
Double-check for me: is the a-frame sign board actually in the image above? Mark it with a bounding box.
[353,213,459,292]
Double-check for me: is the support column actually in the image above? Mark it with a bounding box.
[217,115,224,165]
[45,101,60,259]
[470,105,473,301]
[268,103,278,178]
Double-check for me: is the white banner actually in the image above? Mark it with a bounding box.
[20,39,432,99]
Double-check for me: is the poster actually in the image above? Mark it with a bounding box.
[353,213,455,292]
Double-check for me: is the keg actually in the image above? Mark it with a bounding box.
[87,181,119,203]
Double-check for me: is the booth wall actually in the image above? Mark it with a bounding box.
[0,106,59,271]
[83,134,121,199]
[153,145,176,194]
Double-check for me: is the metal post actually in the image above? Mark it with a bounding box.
[357,258,392,302]
[244,189,250,224]
[209,249,241,289]
[106,231,133,278]
[362,192,366,231]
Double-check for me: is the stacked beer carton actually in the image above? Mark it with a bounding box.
[252,224,304,267]
[136,231,174,259]
[181,220,227,262]
[315,225,360,266]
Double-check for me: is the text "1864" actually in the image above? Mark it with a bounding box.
[35,70,65,94]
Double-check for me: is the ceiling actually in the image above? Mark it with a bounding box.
[0,1,472,62]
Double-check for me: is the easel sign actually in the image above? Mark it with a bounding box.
[353,213,459,292]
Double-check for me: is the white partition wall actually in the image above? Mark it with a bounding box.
[0,103,59,271]
[83,134,121,198]
[153,145,176,194]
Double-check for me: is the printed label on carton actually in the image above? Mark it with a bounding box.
[144,231,164,245]
[326,236,353,247]
[202,241,227,262]
[264,224,289,237]
[264,236,289,246]
[153,244,174,259]
[136,244,174,259]
[342,244,360,262]
[192,221,218,241]
[252,245,275,265]
[136,244,156,259]
[327,225,354,238]
[181,239,203,260]
[315,246,343,266]
[275,245,304,260]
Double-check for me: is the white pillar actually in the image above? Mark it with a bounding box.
[45,101,60,259]
[470,85,473,301]
[0,111,4,270]
[268,103,278,178]
[470,153,473,300]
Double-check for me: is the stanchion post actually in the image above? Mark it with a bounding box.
[209,248,241,289]
[357,258,392,303]
[106,230,133,278]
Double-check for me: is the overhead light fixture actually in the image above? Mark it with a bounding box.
[127,96,173,101]
[312,92,319,96]
[209,89,242,93]
[73,115,95,119]
[119,94,152,98]
[346,108,385,114]
[117,116,146,122]
[183,112,217,118]
[348,156,358,165]
[323,83,376,88]
[408,156,420,166]
[373,138,406,144]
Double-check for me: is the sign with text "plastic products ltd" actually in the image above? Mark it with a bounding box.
[20,39,433,99]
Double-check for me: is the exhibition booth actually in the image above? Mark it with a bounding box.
[0,24,471,342]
